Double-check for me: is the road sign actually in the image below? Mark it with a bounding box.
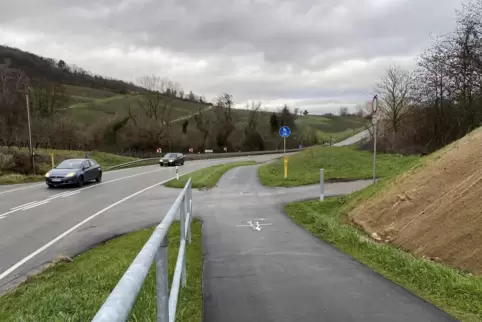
[156,148,162,153]
[189,148,193,153]
[279,126,291,138]
[371,95,378,113]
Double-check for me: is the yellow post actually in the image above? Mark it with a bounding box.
[284,156,288,178]
[51,153,54,169]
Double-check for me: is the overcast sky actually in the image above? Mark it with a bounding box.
[0,0,463,114]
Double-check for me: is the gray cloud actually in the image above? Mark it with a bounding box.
[0,0,464,112]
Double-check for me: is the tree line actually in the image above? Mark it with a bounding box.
[362,0,482,154]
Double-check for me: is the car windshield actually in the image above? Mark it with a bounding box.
[164,153,176,158]
[56,160,83,169]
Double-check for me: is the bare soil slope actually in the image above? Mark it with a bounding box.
[349,127,482,274]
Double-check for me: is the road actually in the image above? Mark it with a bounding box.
[0,131,456,321]
[199,165,455,322]
[0,155,278,293]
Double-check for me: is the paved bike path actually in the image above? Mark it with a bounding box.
[198,165,456,322]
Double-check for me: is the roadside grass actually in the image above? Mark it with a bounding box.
[0,221,203,322]
[258,145,419,187]
[165,161,258,189]
[0,147,138,185]
[284,177,482,322]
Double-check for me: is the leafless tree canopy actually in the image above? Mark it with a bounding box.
[369,0,482,154]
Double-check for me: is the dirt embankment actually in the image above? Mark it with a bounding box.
[349,127,482,274]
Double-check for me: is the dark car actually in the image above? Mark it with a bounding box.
[159,153,185,167]
[45,158,102,188]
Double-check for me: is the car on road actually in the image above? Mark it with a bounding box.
[45,158,102,188]
[159,153,185,167]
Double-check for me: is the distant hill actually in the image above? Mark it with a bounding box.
[0,45,141,94]
[0,44,366,156]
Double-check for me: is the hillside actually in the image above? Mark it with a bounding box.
[348,127,482,274]
[0,44,366,156]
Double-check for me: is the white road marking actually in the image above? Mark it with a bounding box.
[0,170,197,282]
[236,220,273,231]
[0,183,44,196]
[11,201,40,211]
[21,200,51,210]
[0,168,163,219]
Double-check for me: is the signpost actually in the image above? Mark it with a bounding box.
[156,148,162,154]
[371,95,379,184]
[279,126,291,178]
[189,148,193,153]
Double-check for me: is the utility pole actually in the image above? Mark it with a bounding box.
[26,86,35,175]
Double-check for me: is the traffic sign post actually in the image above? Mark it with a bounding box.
[279,126,291,178]
[371,95,378,184]
[156,148,162,154]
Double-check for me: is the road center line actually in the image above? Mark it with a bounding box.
[22,200,51,210]
[0,170,196,282]
[11,201,40,211]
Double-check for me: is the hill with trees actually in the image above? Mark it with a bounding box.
[0,45,365,159]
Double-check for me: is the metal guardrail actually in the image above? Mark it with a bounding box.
[105,148,308,171]
[91,178,194,322]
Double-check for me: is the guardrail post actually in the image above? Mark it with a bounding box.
[156,235,169,322]
[179,196,187,287]
[187,183,192,244]
[320,169,324,201]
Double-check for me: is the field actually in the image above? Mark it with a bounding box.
[258,145,419,187]
[61,85,366,144]
[62,85,211,124]
[295,114,366,143]
[0,221,203,322]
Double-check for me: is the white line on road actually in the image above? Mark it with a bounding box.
[10,201,40,211]
[0,183,44,196]
[0,168,163,218]
[0,171,196,282]
[22,200,51,210]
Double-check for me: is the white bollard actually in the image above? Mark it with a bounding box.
[176,166,179,180]
[320,168,324,201]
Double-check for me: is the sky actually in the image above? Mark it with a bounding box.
[0,0,463,114]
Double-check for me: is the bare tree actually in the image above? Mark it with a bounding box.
[375,65,414,133]
[130,75,173,148]
[0,65,29,146]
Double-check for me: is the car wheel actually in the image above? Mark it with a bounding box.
[182,161,185,165]
[96,172,102,183]
[47,184,54,189]
[77,176,84,187]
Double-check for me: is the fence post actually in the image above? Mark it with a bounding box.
[156,235,169,322]
[179,196,187,287]
[320,169,324,201]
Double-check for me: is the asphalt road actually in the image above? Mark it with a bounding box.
[0,154,283,293]
[200,165,456,322]
[0,132,456,321]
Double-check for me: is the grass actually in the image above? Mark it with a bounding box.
[62,93,210,124]
[0,221,203,322]
[258,145,419,187]
[284,173,482,322]
[295,114,366,144]
[165,161,258,189]
[0,147,138,185]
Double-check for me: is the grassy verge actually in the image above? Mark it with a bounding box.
[258,145,419,187]
[165,161,258,189]
[284,177,482,322]
[0,221,203,322]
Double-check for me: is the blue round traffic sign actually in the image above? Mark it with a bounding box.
[279,126,291,138]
